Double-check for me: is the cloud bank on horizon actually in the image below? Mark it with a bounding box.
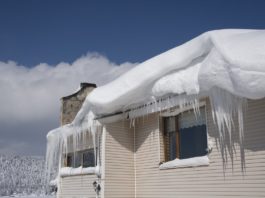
[0,53,136,155]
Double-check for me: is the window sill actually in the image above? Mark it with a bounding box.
[159,156,209,170]
[60,166,96,177]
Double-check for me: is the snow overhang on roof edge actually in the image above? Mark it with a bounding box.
[86,29,265,118]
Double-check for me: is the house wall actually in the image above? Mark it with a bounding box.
[56,133,101,198]
[134,98,265,198]
[57,119,135,198]
[56,98,265,198]
[104,120,135,198]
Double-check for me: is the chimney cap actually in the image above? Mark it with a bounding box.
[61,82,97,100]
[80,82,97,88]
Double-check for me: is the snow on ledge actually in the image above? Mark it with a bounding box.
[159,156,209,170]
[59,166,95,177]
[49,177,58,186]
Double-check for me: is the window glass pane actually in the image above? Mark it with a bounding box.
[83,150,95,168]
[178,107,207,159]
[179,125,208,159]
[74,152,82,168]
[66,154,73,167]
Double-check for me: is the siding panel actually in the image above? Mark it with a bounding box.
[135,98,265,198]
[58,174,98,198]
[57,132,102,198]
[104,121,135,198]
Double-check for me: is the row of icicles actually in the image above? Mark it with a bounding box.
[45,88,247,191]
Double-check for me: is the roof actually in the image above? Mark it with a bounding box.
[83,29,265,118]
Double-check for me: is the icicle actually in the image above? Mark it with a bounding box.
[157,115,161,164]
[45,110,103,192]
[209,88,246,169]
[130,118,135,128]
[127,94,201,119]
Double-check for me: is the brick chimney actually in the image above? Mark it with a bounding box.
[60,83,96,126]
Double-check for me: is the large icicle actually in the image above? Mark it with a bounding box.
[209,88,247,170]
[45,110,103,190]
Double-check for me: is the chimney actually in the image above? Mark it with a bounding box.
[60,82,97,126]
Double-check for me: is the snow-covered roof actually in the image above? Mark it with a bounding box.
[45,29,265,181]
[80,29,265,118]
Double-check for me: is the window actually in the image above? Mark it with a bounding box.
[64,149,95,168]
[66,153,74,167]
[163,106,208,161]
[83,149,95,168]
[74,152,82,167]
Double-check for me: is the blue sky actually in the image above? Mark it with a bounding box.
[0,0,264,156]
[0,0,265,67]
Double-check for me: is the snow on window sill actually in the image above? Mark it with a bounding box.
[159,155,209,170]
[60,166,95,177]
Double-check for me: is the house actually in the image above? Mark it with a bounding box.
[46,29,265,198]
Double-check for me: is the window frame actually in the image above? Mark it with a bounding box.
[163,116,180,161]
[162,102,208,163]
[64,148,95,168]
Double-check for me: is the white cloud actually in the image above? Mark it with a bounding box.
[0,53,136,155]
[0,53,136,123]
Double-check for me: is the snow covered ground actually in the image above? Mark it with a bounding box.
[0,155,48,197]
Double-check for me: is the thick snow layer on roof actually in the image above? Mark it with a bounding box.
[86,29,265,116]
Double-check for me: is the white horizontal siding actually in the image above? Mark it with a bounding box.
[57,174,98,198]
[58,98,265,198]
[57,133,102,198]
[104,121,135,198]
[135,98,265,198]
